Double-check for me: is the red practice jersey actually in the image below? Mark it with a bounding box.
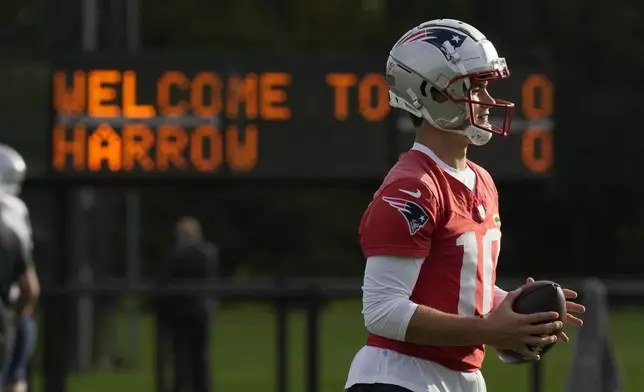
[359,149,502,372]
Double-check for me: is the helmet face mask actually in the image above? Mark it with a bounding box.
[386,19,516,146]
[443,66,515,137]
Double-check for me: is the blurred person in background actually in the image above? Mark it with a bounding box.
[345,19,584,392]
[160,216,218,392]
[0,144,39,392]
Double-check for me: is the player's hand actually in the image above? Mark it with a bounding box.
[484,288,562,360]
[525,277,585,342]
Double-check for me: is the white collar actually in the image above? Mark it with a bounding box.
[411,142,468,175]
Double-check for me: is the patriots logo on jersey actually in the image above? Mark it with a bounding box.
[382,196,430,235]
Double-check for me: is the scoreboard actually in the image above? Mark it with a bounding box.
[47,53,554,181]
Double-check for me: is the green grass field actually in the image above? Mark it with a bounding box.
[29,300,644,392]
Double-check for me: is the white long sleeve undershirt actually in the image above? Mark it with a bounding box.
[362,255,507,341]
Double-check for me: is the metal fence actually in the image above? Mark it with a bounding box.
[35,276,639,392]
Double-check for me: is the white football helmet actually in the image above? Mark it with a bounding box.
[0,144,26,196]
[386,19,515,146]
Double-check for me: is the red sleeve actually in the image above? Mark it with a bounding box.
[359,179,438,258]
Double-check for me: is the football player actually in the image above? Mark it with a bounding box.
[345,19,584,392]
[0,144,39,392]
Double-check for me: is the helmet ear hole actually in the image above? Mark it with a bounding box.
[420,81,428,97]
[430,87,448,103]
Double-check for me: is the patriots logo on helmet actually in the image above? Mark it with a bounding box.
[423,28,468,60]
[382,196,430,235]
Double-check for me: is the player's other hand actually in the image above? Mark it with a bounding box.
[483,288,562,360]
[525,277,585,343]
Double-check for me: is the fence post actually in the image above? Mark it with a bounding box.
[275,292,289,392]
[154,310,166,392]
[531,359,542,392]
[305,284,324,392]
[42,186,71,392]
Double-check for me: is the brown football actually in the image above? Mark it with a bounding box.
[496,280,566,364]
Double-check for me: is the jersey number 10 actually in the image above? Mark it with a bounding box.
[456,227,502,317]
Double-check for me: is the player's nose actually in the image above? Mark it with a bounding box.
[480,88,496,105]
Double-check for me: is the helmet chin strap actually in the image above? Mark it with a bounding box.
[405,88,493,147]
[463,125,493,146]
[432,121,493,147]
